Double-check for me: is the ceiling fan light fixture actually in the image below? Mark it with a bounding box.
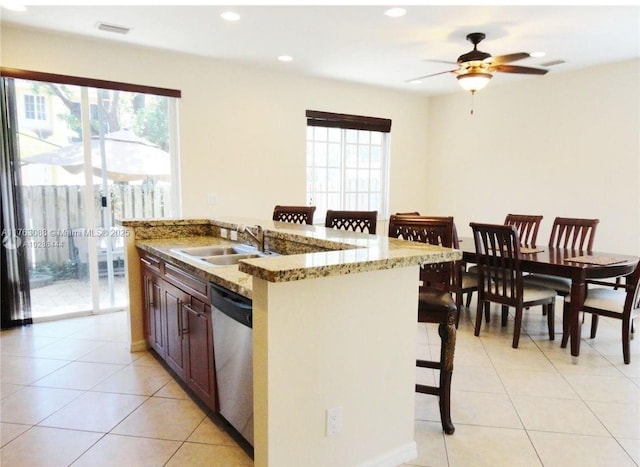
[457,72,492,92]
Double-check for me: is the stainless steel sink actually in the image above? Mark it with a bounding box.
[171,243,277,267]
[201,253,261,266]
[172,245,256,257]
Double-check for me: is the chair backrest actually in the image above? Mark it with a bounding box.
[388,215,457,292]
[470,222,523,306]
[548,217,599,250]
[325,210,378,234]
[272,205,316,225]
[389,214,461,248]
[504,214,543,247]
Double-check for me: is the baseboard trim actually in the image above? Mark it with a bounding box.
[357,441,418,467]
[129,339,148,352]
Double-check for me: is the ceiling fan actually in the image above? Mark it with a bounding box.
[410,32,548,93]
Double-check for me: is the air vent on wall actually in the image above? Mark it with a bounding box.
[96,22,131,35]
[540,59,566,67]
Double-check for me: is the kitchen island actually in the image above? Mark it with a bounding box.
[121,217,461,467]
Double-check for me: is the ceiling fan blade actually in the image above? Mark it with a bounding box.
[493,64,548,75]
[486,52,530,65]
[405,69,458,82]
[422,59,458,65]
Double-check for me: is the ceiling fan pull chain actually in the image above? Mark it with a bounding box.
[470,91,475,115]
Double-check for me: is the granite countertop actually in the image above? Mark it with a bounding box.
[125,217,462,299]
[135,235,256,298]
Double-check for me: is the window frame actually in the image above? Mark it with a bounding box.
[24,94,47,121]
[306,110,391,222]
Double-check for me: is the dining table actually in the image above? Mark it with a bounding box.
[458,238,639,361]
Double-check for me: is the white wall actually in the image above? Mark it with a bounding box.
[1,25,431,221]
[252,267,418,466]
[3,25,638,254]
[426,60,640,254]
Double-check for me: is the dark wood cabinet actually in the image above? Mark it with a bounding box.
[163,281,188,379]
[139,250,217,412]
[141,257,165,358]
[183,297,216,409]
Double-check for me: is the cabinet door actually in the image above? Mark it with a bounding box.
[143,269,165,358]
[184,297,216,411]
[164,281,188,379]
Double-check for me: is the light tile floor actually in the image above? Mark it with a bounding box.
[1,305,638,466]
[1,311,252,466]
[405,304,640,467]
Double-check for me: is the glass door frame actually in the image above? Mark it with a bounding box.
[2,68,181,321]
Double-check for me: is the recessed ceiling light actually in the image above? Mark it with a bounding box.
[220,11,240,22]
[96,22,131,35]
[278,55,293,62]
[530,51,546,58]
[384,8,406,18]
[408,79,422,84]
[1,1,26,12]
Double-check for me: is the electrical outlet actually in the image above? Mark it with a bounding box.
[206,193,218,205]
[326,407,342,436]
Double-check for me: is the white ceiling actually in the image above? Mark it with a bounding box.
[2,3,639,96]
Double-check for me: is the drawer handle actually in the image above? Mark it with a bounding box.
[141,256,159,267]
[183,303,206,318]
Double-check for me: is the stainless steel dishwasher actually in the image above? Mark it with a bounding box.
[210,282,254,446]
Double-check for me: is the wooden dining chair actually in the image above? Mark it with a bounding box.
[562,262,640,364]
[504,214,543,247]
[272,205,316,225]
[470,222,557,348]
[523,217,600,296]
[325,210,377,234]
[388,215,459,434]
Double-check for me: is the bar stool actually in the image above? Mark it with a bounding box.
[272,205,316,225]
[388,214,459,434]
[325,210,377,234]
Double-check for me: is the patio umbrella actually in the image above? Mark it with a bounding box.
[23,129,170,182]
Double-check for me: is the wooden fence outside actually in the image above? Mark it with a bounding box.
[21,183,171,266]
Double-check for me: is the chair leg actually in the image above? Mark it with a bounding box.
[622,318,631,364]
[474,301,484,336]
[561,301,570,348]
[512,305,523,348]
[455,293,462,328]
[547,301,555,340]
[484,302,491,323]
[590,314,599,339]
[465,291,473,308]
[501,305,509,327]
[437,317,456,434]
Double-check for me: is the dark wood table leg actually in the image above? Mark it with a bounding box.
[566,277,586,362]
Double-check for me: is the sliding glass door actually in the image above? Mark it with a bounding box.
[5,75,179,320]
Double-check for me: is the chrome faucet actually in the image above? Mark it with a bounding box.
[238,224,265,252]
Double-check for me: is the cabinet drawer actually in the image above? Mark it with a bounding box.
[164,262,209,302]
[140,251,163,274]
